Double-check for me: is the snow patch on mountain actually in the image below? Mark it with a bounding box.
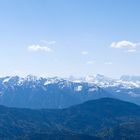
[2,77,11,83]
[75,86,83,92]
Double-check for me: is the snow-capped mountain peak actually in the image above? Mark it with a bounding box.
[0,74,140,109]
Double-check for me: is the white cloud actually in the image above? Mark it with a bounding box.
[87,61,95,64]
[110,40,140,49]
[104,62,112,65]
[81,51,89,55]
[28,45,53,52]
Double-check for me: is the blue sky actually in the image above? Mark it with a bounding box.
[0,0,140,78]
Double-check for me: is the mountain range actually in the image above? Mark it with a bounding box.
[0,74,140,109]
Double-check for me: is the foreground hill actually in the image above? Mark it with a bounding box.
[0,98,139,139]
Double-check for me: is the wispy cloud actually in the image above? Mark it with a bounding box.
[81,51,89,55]
[40,40,56,45]
[110,40,140,50]
[28,45,53,52]
[126,49,137,53]
[104,62,113,65]
[87,61,95,65]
